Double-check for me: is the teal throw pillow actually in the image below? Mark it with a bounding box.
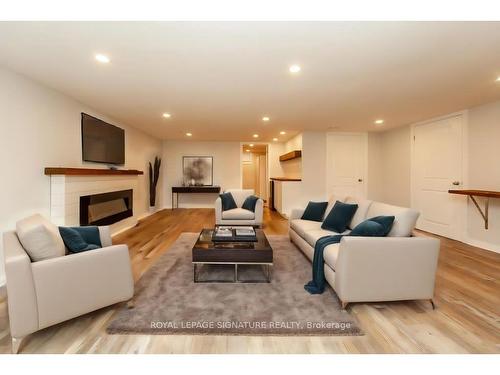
[321,201,359,233]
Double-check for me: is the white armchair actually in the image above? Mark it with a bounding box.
[215,189,264,227]
[3,219,134,353]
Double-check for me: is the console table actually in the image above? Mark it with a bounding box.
[448,189,500,229]
[171,186,221,209]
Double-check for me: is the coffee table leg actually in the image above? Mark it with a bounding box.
[234,264,238,282]
[193,263,198,283]
[266,265,271,282]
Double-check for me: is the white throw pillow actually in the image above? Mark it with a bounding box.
[366,202,420,237]
[345,197,373,229]
[16,214,66,262]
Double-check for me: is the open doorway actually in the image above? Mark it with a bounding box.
[241,144,268,205]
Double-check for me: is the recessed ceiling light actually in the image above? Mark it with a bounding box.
[162,113,171,118]
[496,76,500,82]
[186,132,192,137]
[250,144,254,147]
[262,116,270,122]
[289,64,301,74]
[246,149,250,152]
[374,119,384,125]
[95,54,110,64]
[280,131,286,135]
[273,138,278,142]
[253,134,259,138]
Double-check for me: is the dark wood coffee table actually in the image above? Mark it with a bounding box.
[192,228,273,283]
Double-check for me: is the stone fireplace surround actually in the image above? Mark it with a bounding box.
[45,168,144,234]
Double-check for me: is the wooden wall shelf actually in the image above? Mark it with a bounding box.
[448,189,500,230]
[279,150,302,162]
[44,167,144,176]
[270,177,302,181]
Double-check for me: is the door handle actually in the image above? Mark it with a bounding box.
[452,181,460,186]
[358,179,363,182]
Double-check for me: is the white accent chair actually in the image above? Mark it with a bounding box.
[3,215,134,353]
[289,195,440,309]
[215,189,264,227]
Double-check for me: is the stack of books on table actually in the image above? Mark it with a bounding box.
[212,226,257,242]
[235,227,255,237]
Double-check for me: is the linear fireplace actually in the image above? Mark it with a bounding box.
[80,189,133,226]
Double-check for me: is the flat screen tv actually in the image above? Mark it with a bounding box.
[81,113,125,165]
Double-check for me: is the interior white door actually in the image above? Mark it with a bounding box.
[412,114,464,240]
[326,133,367,199]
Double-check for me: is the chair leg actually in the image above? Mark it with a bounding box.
[12,337,24,354]
[429,299,436,310]
[341,301,349,310]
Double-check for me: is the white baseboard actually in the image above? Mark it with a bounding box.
[465,237,500,254]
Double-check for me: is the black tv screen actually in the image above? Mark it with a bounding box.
[81,113,125,165]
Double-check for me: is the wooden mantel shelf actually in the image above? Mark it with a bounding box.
[448,189,500,230]
[44,167,144,176]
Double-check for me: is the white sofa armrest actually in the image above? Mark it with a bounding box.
[31,244,134,329]
[3,231,39,338]
[215,197,222,224]
[334,236,440,303]
[254,198,264,226]
[289,208,305,221]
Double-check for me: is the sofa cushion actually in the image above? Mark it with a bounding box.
[366,202,419,237]
[221,208,255,220]
[16,214,66,262]
[301,201,328,222]
[72,226,102,247]
[345,197,373,229]
[323,194,347,221]
[219,192,237,211]
[303,228,350,247]
[368,216,395,236]
[241,195,259,212]
[58,227,102,253]
[350,220,385,237]
[323,243,340,270]
[321,201,358,233]
[290,219,322,238]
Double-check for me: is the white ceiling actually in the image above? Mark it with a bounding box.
[1,21,500,142]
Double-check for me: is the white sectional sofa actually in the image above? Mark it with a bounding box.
[289,196,440,309]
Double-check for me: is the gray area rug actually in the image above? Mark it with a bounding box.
[107,233,363,336]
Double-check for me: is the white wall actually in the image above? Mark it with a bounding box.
[369,126,412,207]
[285,134,303,152]
[0,67,163,286]
[268,142,285,178]
[281,134,302,179]
[370,100,500,251]
[367,133,384,202]
[300,131,327,204]
[466,101,500,250]
[162,140,241,208]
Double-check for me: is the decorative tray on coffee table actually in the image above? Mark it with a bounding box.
[211,226,257,242]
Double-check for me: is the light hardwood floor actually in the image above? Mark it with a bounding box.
[1,207,499,354]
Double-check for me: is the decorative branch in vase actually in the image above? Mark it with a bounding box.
[149,156,161,212]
